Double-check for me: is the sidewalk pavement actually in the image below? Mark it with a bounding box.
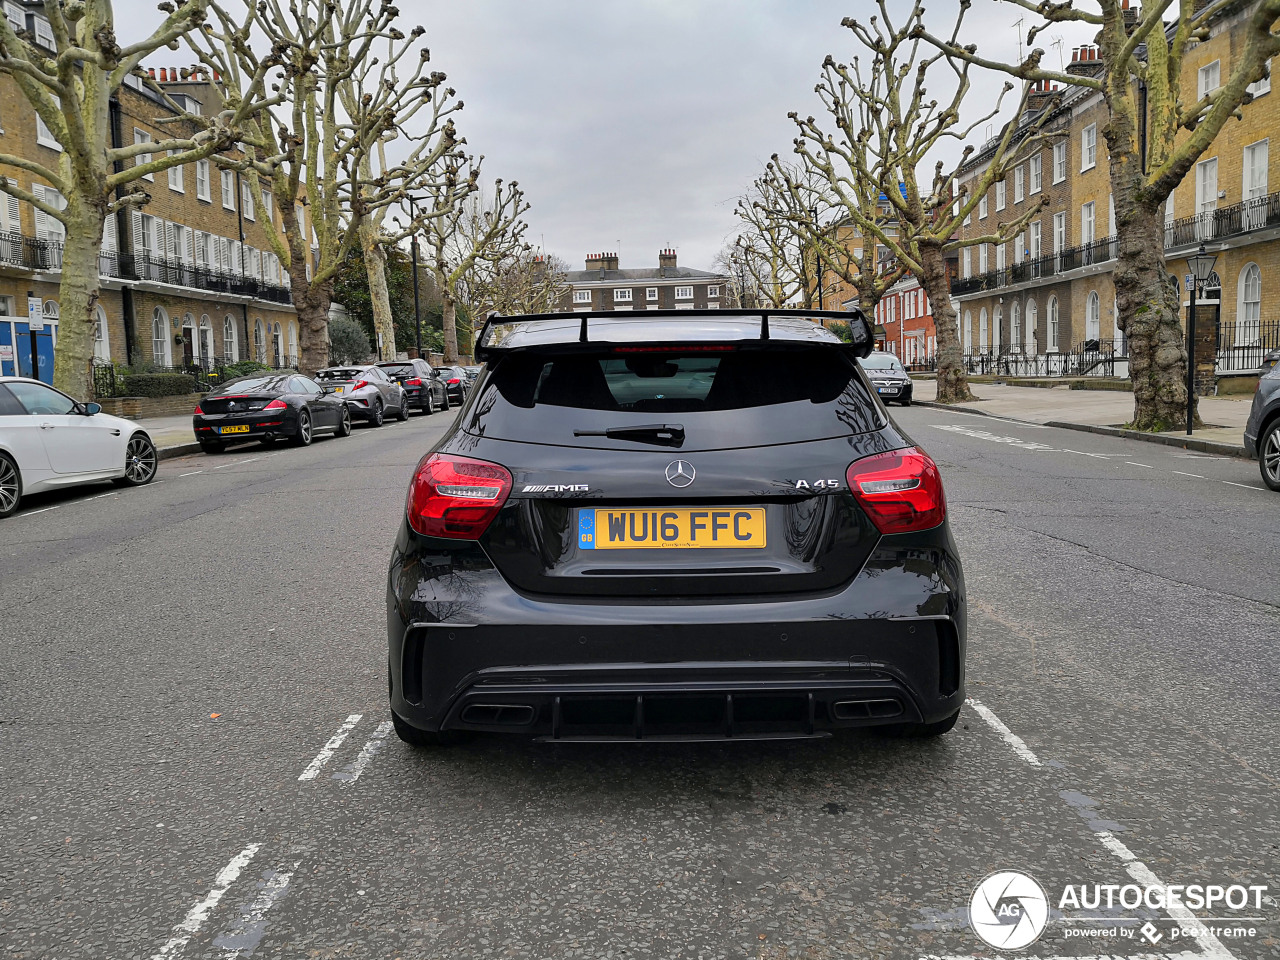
[912,379,1253,458]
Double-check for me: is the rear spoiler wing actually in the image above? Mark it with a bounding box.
[472,308,875,362]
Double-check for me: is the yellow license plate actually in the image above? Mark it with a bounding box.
[220,425,250,435]
[333,387,344,393]
[579,508,766,550]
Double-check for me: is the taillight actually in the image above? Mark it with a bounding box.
[846,447,946,534]
[406,378,422,386]
[407,453,512,539]
[263,398,288,411]
[447,378,461,384]
[193,403,204,415]
[352,380,369,391]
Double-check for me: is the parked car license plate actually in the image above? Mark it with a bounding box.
[578,508,766,550]
[332,387,344,393]
[220,425,250,435]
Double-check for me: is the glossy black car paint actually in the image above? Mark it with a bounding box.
[376,360,449,414]
[434,365,469,405]
[193,374,347,449]
[386,313,965,742]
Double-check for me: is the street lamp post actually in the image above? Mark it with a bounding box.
[1185,243,1217,436]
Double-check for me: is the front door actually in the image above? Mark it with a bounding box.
[182,324,194,366]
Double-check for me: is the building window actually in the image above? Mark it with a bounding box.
[221,170,235,209]
[1010,300,1021,353]
[152,307,169,364]
[1014,165,1025,202]
[963,209,971,227]
[168,153,184,192]
[134,129,153,181]
[1244,140,1269,227]
[961,247,971,278]
[572,290,591,304]
[1029,155,1042,194]
[1237,263,1261,344]
[1029,221,1041,260]
[195,160,210,202]
[1015,231,1025,263]
[223,315,237,360]
[674,286,693,300]
[36,104,60,149]
[1053,211,1067,259]
[1086,290,1101,340]
[241,180,255,220]
[995,180,1006,211]
[963,310,972,354]
[261,190,273,225]
[93,306,110,361]
[1081,201,1096,244]
[1197,60,1221,100]
[1025,299,1038,354]
[978,243,988,274]
[1047,296,1059,351]
[979,195,988,219]
[253,319,265,363]
[1053,141,1067,183]
[1247,58,1271,98]
[613,288,632,302]
[995,242,1005,272]
[1081,123,1097,171]
[707,286,719,298]
[978,307,988,355]
[646,287,658,301]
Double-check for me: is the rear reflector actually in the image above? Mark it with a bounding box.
[407,453,512,539]
[846,447,946,534]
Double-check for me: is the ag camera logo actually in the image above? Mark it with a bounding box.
[970,870,1049,950]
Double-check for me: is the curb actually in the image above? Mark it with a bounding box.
[158,442,203,461]
[915,401,1249,459]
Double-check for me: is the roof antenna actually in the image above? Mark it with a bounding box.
[1050,35,1065,71]
[1013,16,1025,63]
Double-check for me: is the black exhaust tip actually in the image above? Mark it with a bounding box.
[460,703,536,726]
[831,698,904,721]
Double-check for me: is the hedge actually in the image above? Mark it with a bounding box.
[121,373,198,397]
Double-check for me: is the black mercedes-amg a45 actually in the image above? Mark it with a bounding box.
[386,310,965,744]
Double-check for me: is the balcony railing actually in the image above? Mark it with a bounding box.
[951,235,1118,296]
[2,234,292,306]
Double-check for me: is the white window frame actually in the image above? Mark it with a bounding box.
[1053,141,1068,183]
[1010,301,1020,352]
[134,129,153,181]
[961,247,971,278]
[995,180,1006,211]
[1247,58,1271,98]
[1053,211,1067,259]
[674,286,693,300]
[1047,296,1059,351]
[1015,231,1025,264]
[572,289,591,304]
[1237,263,1262,344]
[167,152,184,193]
[221,170,235,210]
[36,104,60,149]
[1081,201,1096,244]
[1014,165,1025,203]
[1085,290,1101,341]
[978,243,988,274]
[995,242,1005,272]
[613,288,633,302]
[979,195,988,219]
[1081,123,1097,171]
[152,307,170,364]
[1029,221,1042,260]
[261,190,273,225]
[707,285,719,298]
[195,160,210,202]
[1197,60,1221,100]
[1029,155,1042,195]
[241,180,255,221]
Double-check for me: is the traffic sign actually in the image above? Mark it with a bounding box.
[27,296,44,331]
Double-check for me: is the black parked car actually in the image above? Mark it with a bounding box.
[858,351,913,406]
[194,374,351,452]
[434,365,470,406]
[386,310,965,746]
[1244,351,1280,491]
[376,359,450,415]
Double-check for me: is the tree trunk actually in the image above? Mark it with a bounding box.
[52,202,106,399]
[441,291,460,364]
[288,253,332,376]
[919,243,973,403]
[359,220,396,359]
[1114,199,1197,431]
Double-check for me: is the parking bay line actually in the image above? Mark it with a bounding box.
[212,862,299,959]
[149,843,261,960]
[1173,471,1206,479]
[965,698,1238,960]
[331,720,393,784]
[297,714,363,781]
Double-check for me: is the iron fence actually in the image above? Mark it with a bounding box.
[1216,319,1280,373]
[1165,191,1280,248]
[91,359,254,398]
[951,235,1118,296]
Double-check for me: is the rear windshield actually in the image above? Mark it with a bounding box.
[317,368,363,381]
[217,376,279,393]
[860,355,905,372]
[492,350,853,413]
[378,364,414,376]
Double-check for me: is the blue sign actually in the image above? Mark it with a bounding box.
[578,510,596,550]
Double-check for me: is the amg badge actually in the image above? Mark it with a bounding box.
[522,484,590,493]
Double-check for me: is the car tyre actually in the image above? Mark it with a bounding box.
[440,392,449,412]
[116,434,158,487]
[423,392,435,416]
[337,405,352,437]
[369,398,384,427]
[1259,419,1280,491]
[900,394,912,407]
[0,452,22,518]
[294,409,313,446]
[395,393,409,421]
[877,708,961,739]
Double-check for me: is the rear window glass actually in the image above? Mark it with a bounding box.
[218,376,278,392]
[317,368,362,381]
[492,350,855,413]
[379,364,414,376]
[861,355,905,371]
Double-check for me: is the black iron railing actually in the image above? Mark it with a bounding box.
[951,235,1118,296]
[1165,192,1280,248]
[1216,319,1280,373]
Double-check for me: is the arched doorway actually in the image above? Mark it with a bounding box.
[271,322,283,367]
[182,312,196,367]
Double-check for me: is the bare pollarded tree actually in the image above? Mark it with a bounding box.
[731,161,832,309]
[464,249,569,319]
[791,0,1058,402]
[189,0,461,373]
[918,0,1280,429]
[0,0,280,395]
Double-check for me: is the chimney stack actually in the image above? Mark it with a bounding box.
[658,248,677,275]
[1067,45,1103,77]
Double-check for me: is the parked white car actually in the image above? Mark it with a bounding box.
[0,376,158,518]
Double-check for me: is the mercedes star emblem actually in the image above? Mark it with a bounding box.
[665,460,696,488]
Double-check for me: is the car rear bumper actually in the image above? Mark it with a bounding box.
[194,412,294,442]
[387,529,966,740]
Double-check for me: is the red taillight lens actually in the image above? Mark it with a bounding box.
[263,398,287,411]
[407,454,512,539]
[193,403,204,415]
[352,380,369,391]
[447,378,461,384]
[846,447,946,534]
[406,378,422,386]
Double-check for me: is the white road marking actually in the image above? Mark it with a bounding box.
[966,700,1239,960]
[1221,480,1265,491]
[930,424,1058,451]
[926,408,1049,427]
[1125,461,1154,469]
[213,862,299,959]
[1173,471,1206,479]
[150,843,261,960]
[179,470,204,477]
[20,505,60,515]
[332,720,393,784]
[298,714,363,781]
[85,491,120,501]
[212,460,246,470]
[1060,448,1112,459]
[239,457,259,464]
[965,697,1041,766]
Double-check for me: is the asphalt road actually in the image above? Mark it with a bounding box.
[2,402,1278,960]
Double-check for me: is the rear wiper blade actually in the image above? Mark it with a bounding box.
[573,423,685,447]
